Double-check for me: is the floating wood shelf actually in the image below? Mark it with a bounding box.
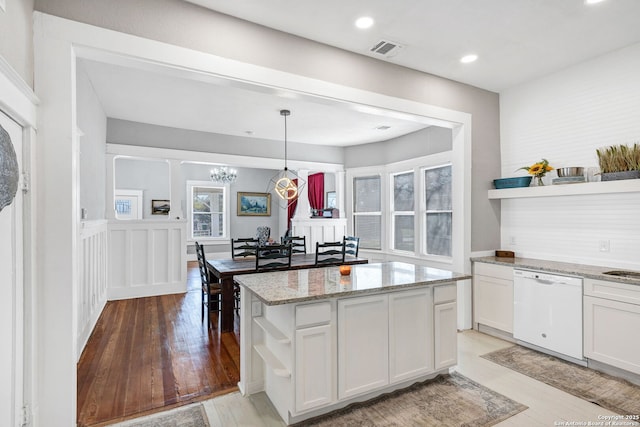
[488,179,640,200]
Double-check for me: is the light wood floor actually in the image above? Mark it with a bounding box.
[78,262,241,427]
[116,330,620,427]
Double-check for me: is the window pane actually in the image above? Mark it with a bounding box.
[425,166,452,211]
[354,216,381,250]
[193,213,212,237]
[394,215,414,251]
[393,172,414,211]
[353,176,381,212]
[426,212,452,257]
[193,193,211,213]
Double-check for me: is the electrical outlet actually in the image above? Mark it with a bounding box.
[251,301,262,317]
[599,240,610,252]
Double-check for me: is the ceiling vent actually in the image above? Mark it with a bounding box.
[370,40,403,58]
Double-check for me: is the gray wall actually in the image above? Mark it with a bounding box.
[0,0,34,86]
[344,126,452,168]
[114,158,170,218]
[107,118,344,165]
[35,0,502,252]
[77,63,107,220]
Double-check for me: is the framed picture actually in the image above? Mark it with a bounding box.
[326,191,337,209]
[151,199,170,215]
[237,192,271,216]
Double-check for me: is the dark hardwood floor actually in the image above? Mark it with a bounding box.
[77,262,240,427]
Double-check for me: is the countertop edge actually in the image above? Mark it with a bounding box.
[471,256,640,287]
[242,275,472,306]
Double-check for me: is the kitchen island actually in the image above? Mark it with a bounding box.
[235,261,471,425]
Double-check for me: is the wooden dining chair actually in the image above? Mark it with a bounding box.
[231,237,259,259]
[256,243,292,271]
[315,241,346,266]
[343,236,360,258]
[282,235,306,254]
[196,242,222,328]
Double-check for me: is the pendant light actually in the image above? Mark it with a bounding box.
[267,109,306,208]
[210,166,237,184]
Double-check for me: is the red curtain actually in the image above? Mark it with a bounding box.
[287,178,298,231]
[308,172,325,210]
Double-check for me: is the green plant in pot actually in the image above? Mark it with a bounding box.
[596,143,640,181]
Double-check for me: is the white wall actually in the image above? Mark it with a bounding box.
[77,63,107,220]
[500,42,640,269]
[114,157,170,218]
[0,0,34,86]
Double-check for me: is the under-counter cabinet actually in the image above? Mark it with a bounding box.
[584,278,640,376]
[434,285,457,370]
[473,262,514,334]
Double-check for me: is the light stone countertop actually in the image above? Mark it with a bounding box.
[235,261,471,306]
[471,256,640,286]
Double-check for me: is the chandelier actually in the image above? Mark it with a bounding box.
[210,166,237,184]
[268,109,305,207]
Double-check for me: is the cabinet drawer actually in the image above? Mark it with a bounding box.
[296,302,332,328]
[434,284,456,304]
[473,262,513,281]
[584,279,640,305]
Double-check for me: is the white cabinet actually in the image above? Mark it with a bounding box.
[584,279,640,375]
[295,325,333,412]
[338,294,389,399]
[294,302,335,412]
[389,288,434,383]
[473,262,514,333]
[434,285,457,370]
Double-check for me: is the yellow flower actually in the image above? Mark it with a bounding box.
[529,164,544,175]
[517,158,553,178]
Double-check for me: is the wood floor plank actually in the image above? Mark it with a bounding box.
[77,263,240,426]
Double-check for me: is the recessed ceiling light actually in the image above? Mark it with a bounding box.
[355,16,374,29]
[460,54,478,64]
[585,0,606,4]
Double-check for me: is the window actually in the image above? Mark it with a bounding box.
[353,175,381,250]
[391,171,414,252]
[423,165,452,257]
[188,183,228,240]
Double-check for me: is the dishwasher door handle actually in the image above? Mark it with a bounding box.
[534,279,555,285]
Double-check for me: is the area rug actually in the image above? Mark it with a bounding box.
[295,372,527,426]
[481,345,640,415]
[114,404,210,427]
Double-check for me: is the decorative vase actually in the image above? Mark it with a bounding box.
[535,176,544,186]
[601,170,640,181]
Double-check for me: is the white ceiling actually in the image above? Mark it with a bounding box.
[187,0,640,92]
[81,0,640,147]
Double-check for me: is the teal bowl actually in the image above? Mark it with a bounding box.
[493,176,532,189]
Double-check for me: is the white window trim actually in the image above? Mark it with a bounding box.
[347,151,453,262]
[351,173,384,251]
[186,180,230,243]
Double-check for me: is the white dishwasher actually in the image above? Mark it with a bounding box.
[513,269,584,361]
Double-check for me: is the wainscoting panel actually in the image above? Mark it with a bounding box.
[108,220,187,299]
[78,220,108,359]
[292,218,347,253]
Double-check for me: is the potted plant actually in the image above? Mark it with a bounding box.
[596,143,640,181]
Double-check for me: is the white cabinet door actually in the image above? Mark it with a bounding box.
[389,288,434,383]
[338,295,389,399]
[295,324,334,412]
[473,274,513,333]
[434,301,457,370]
[584,296,640,375]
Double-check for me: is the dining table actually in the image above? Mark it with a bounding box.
[207,253,369,332]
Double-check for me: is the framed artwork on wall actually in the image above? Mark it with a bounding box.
[237,192,271,216]
[151,199,170,215]
[326,191,336,209]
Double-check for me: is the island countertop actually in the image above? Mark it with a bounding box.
[235,261,471,305]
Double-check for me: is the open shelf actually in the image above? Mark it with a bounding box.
[488,179,640,200]
[254,317,291,344]
[254,344,291,378]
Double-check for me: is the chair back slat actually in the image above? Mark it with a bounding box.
[282,235,306,254]
[315,241,346,266]
[232,237,259,259]
[256,243,292,271]
[344,236,360,258]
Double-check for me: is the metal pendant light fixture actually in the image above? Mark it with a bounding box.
[268,109,305,208]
